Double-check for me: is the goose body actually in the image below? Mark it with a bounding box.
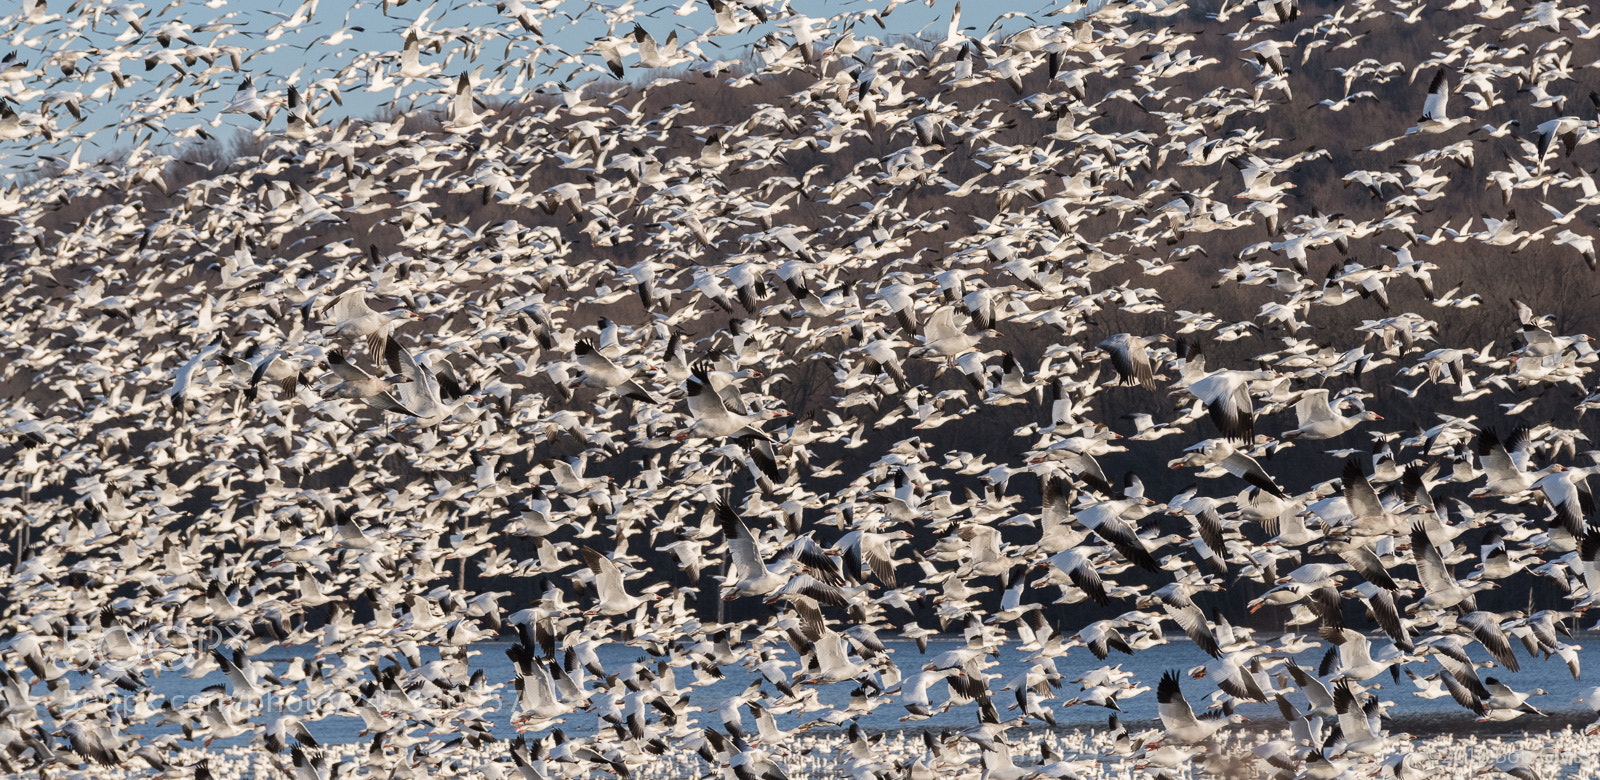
[1156,670,1237,744]
[1284,389,1381,440]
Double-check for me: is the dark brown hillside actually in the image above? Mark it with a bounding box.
[0,0,1597,690]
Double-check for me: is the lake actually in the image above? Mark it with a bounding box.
[93,630,1600,747]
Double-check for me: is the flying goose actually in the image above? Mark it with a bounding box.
[680,363,786,441]
[1178,369,1277,442]
[1097,333,1168,390]
[1340,459,1409,540]
[716,501,812,602]
[1328,682,1392,757]
[1485,751,1544,780]
[577,547,655,617]
[1472,427,1542,497]
[1169,438,1287,499]
[1409,69,1471,135]
[324,289,414,361]
[1534,465,1593,538]
[1155,670,1239,744]
[60,721,122,767]
[1283,389,1382,440]
[384,338,471,426]
[571,341,657,403]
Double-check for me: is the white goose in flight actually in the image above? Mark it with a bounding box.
[680,363,784,441]
[911,307,996,361]
[716,501,793,601]
[1283,389,1382,440]
[578,547,654,617]
[572,340,657,403]
[1330,682,1392,758]
[384,338,471,426]
[1533,465,1593,538]
[324,289,415,361]
[1409,521,1494,614]
[1409,69,1471,135]
[1156,670,1239,744]
[1097,333,1166,390]
[1178,369,1276,442]
[1471,426,1543,497]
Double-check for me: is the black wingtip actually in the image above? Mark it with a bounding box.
[1157,669,1181,703]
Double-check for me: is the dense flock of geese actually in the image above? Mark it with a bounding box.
[7,0,1600,777]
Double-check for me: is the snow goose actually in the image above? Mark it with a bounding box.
[571,341,657,403]
[1166,488,1231,575]
[1552,229,1597,270]
[1177,368,1276,442]
[984,352,1040,405]
[632,24,691,69]
[1028,427,1123,494]
[680,363,786,441]
[508,657,573,731]
[1193,641,1272,704]
[1475,525,1528,581]
[1041,547,1109,606]
[396,29,442,82]
[892,667,956,720]
[200,699,252,744]
[443,71,487,134]
[288,744,334,780]
[975,742,1033,780]
[60,721,122,767]
[796,626,873,686]
[1534,465,1593,538]
[1033,474,1088,554]
[263,711,316,754]
[1097,333,1167,390]
[1169,438,1287,498]
[578,547,655,617]
[324,289,414,361]
[1070,620,1136,661]
[1076,495,1162,573]
[1283,388,1382,440]
[1319,625,1408,682]
[1409,521,1496,613]
[1516,321,1591,360]
[241,345,305,403]
[716,501,802,601]
[1409,69,1472,135]
[384,338,471,426]
[1330,681,1391,757]
[1140,578,1225,658]
[910,306,996,361]
[1155,670,1239,744]
[1124,412,1183,440]
[833,527,910,588]
[221,75,275,122]
[1480,676,1545,719]
[1485,751,1544,780]
[1446,610,1525,672]
[1472,426,1542,497]
[1581,687,1600,733]
[1340,458,1409,540]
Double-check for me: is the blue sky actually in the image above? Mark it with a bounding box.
[0,0,1072,178]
